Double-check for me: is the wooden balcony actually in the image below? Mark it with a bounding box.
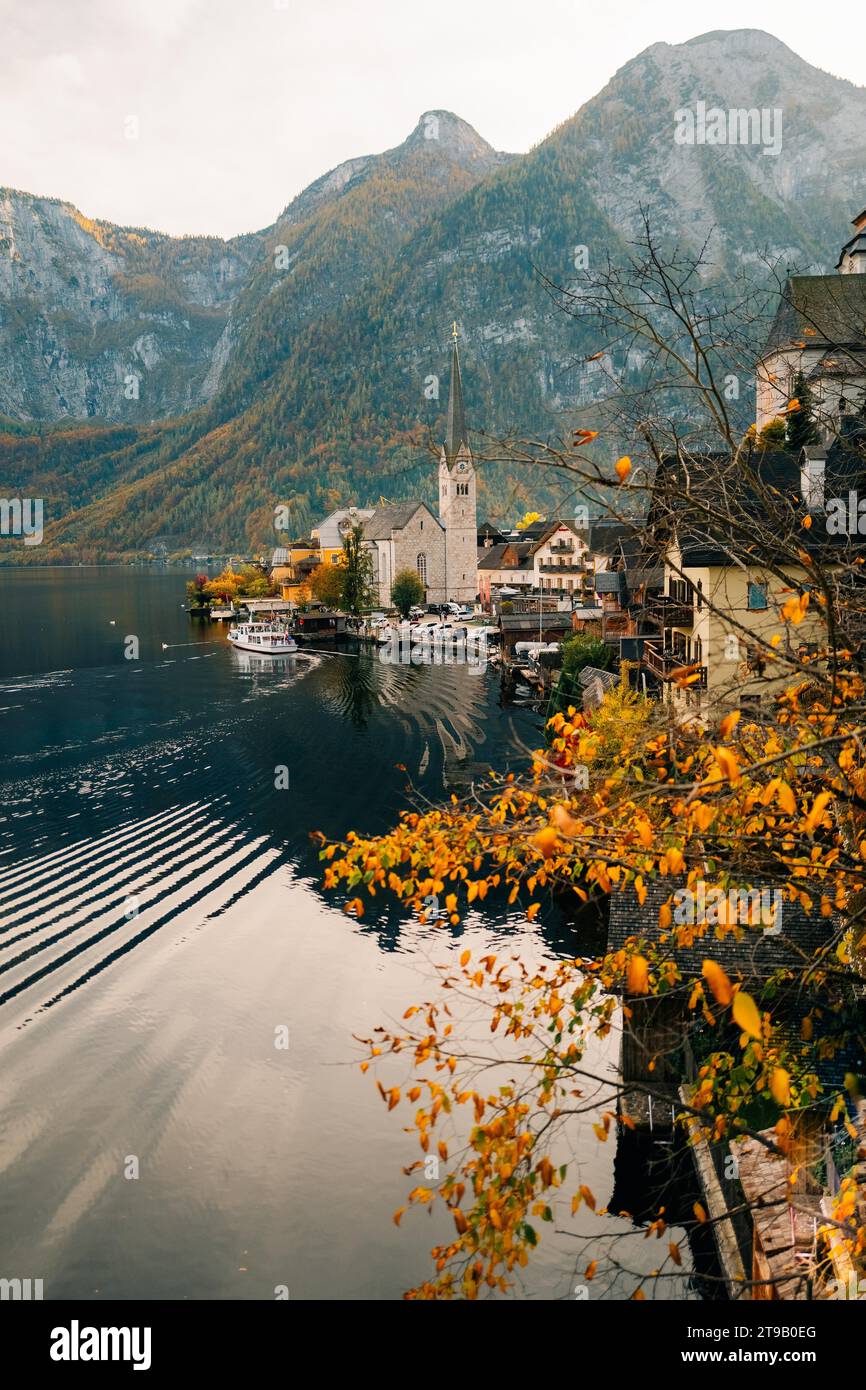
[643,640,706,688]
[646,596,695,630]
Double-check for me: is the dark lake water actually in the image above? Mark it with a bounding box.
[0,569,697,1300]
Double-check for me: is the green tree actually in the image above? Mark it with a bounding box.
[391,568,425,617]
[560,632,611,677]
[785,371,820,450]
[340,524,375,616]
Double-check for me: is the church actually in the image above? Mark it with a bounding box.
[361,334,478,606]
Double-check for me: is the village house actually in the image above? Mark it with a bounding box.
[477,539,534,606]
[641,449,860,724]
[531,519,596,600]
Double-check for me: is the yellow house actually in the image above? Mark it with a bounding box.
[644,541,829,725]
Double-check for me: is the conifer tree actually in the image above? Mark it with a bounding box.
[785,370,820,449]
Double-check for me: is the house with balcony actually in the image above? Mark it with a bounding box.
[641,443,866,723]
[531,519,597,601]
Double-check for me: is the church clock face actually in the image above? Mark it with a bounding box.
[456,461,468,473]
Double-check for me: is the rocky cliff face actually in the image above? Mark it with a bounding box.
[0,192,259,422]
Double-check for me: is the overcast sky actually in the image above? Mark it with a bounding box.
[1,0,863,240]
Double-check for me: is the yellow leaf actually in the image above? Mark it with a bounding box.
[776,781,796,816]
[702,959,733,1006]
[770,1068,791,1107]
[615,455,631,482]
[804,791,832,834]
[732,990,762,1041]
[693,1202,707,1224]
[719,711,740,739]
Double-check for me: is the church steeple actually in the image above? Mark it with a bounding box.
[445,323,469,464]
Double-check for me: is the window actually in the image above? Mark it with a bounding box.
[416,553,427,584]
[696,580,703,612]
[747,581,768,611]
[330,554,340,565]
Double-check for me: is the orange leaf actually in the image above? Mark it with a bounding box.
[627,954,650,995]
[615,455,631,482]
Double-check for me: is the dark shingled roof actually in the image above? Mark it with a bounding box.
[762,274,866,354]
[608,877,841,980]
[363,502,439,540]
[499,613,573,632]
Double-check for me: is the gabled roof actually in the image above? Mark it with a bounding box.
[362,501,440,540]
[531,518,586,551]
[477,541,533,571]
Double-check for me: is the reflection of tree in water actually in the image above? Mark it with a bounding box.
[330,654,381,729]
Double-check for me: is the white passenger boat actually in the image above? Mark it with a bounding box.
[227,622,298,655]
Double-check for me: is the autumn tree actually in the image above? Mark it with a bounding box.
[310,561,345,608]
[391,568,425,617]
[321,218,866,1300]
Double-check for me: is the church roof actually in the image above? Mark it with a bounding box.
[362,501,440,540]
[445,341,470,464]
[761,274,866,354]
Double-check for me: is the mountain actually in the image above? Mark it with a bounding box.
[0,111,506,428]
[2,30,866,560]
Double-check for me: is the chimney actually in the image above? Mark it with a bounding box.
[800,448,826,512]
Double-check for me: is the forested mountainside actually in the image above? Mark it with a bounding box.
[2,30,865,560]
